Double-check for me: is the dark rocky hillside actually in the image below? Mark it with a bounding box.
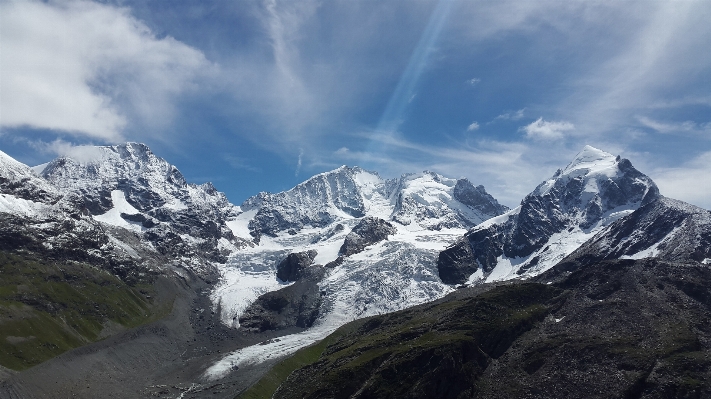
[272,258,711,399]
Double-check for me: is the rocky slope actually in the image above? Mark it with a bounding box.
[438,145,659,285]
[560,196,711,267]
[271,258,711,399]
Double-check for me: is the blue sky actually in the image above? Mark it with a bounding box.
[1,0,710,208]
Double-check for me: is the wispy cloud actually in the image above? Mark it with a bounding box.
[521,118,574,140]
[467,121,480,131]
[467,78,481,85]
[651,151,711,210]
[491,108,525,122]
[556,1,711,138]
[295,148,304,176]
[224,155,261,172]
[0,0,210,141]
[637,116,711,137]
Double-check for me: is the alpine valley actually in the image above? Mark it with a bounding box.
[1,143,710,398]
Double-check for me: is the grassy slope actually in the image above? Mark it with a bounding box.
[264,259,711,399]
[0,250,164,370]
[240,283,559,399]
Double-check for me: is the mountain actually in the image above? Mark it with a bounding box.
[5,141,709,398]
[0,149,150,281]
[559,196,711,267]
[37,142,244,270]
[203,167,508,380]
[211,166,507,334]
[437,145,659,285]
[239,166,507,240]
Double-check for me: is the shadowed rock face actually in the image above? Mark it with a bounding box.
[560,197,711,267]
[339,217,397,256]
[273,259,711,399]
[240,251,325,332]
[453,179,508,217]
[276,250,318,282]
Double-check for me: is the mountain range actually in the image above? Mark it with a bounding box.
[1,143,710,398]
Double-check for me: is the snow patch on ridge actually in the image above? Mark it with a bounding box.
[93,190,144,232]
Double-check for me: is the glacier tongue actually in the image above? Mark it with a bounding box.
[206,220,462,381]
[205,165,508,377]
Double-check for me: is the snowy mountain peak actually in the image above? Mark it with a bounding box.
[36,142,240,267]
[438,146,660,285]
[0,150,59,204]
[531,146,657,217]
[562,145,616,173]
[239,165,506,239]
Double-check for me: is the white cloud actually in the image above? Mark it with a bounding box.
[467,121,480,131]
[30,139,107,164]
[467,78,481,85]
[492,108,525,122]
[652,151,711,210]
[295,148,304,176]
[637,116,711,137]
[521,118,574,140]
[0,0,209,141]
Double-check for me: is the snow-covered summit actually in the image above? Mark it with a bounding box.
[563,145,617,173]
[38,142,242,268]
[389,171,508,230]
[0,149,59,204]
[239,166,506,240]
[438,145,660,285]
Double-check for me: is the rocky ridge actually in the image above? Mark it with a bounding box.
[240,166,507,240]
[438,145,660,285]
[37,143,244,270]
[561,196,711,267]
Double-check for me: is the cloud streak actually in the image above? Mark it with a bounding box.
[521,118,574,140]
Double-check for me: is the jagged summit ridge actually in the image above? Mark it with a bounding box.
[240,166,507,239]
[36,142,241,268]
[0,149,59,204]
[438,146,660,285]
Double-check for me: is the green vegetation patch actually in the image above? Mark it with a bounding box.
[0,251,159,370]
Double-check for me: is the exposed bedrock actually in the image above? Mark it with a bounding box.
[240,251,325,332]
[339,217,397,257]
